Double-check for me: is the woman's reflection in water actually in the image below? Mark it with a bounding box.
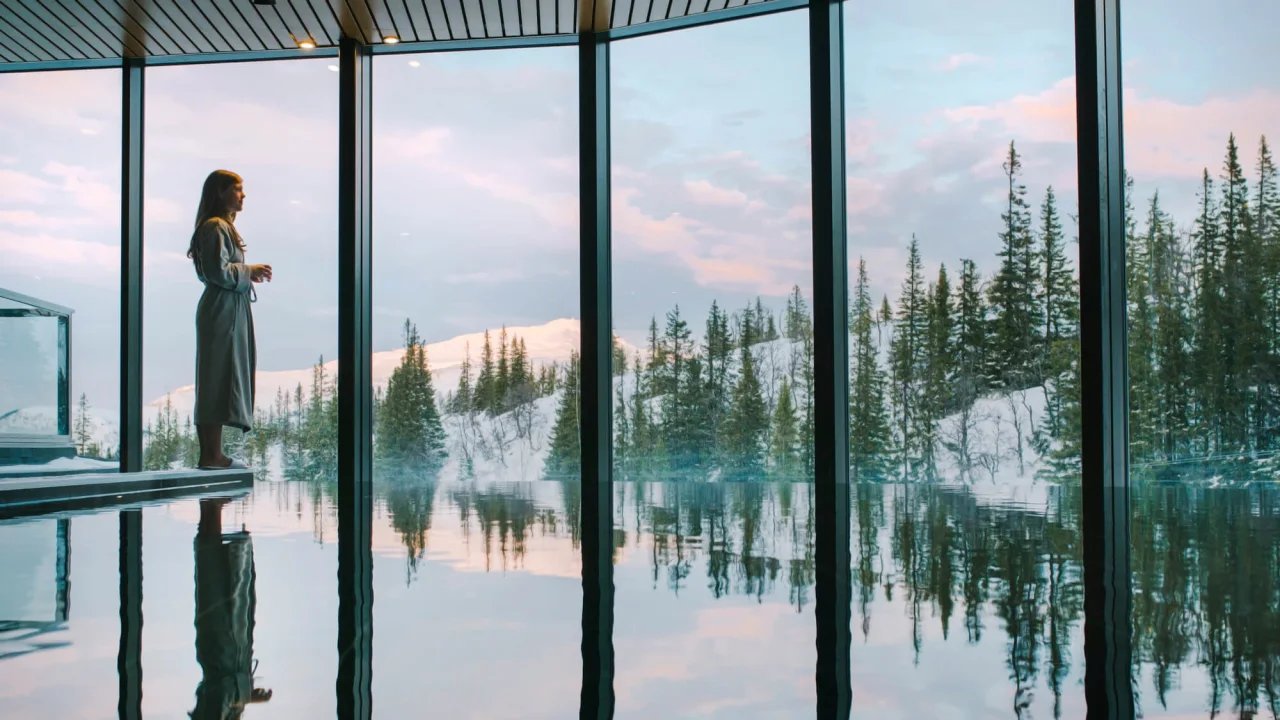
[190,499,273,719]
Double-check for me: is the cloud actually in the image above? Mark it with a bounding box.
[932,53,984,72]
[944,76,1280,182]
[685,179,751,207]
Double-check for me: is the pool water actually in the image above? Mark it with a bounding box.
[1,480,1276,719]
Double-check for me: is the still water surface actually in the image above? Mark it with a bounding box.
[0,480,1276,719]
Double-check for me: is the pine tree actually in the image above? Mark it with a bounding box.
[661,306,693,464]
[1217,135,1257,451]
[475,330,496,414]
[770,377,799,476]
[1129,184,1159,460]
[1191,169,1225,454]
[630,352,655,467]
[849,258,891,480]
[1039,186,1076,353]
[680,354,713,469]
[376,320,446,477]
[496,326,511,413]
[722,338,768,477]
[545,350,581,477]
[614,361,631,473]
[785,285,811,341]
[988,140,1041,388]
[704,301,734,457]
[612,333,628,378]
[1150,201,1192,459]
[955,259,987,408]
[74,392,93,456]
[1254,136,1280,449]
[646,316,670,399]
[920,264,954,475]
[889,237,928,478]
[452,342,474,413]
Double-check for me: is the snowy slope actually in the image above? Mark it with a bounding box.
[144,318,610,424]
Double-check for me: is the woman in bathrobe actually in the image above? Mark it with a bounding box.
[188,170,272,470]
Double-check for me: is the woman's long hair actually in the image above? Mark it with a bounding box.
[187,170,245,263]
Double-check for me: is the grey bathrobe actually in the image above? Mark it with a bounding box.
[193,218,256,433]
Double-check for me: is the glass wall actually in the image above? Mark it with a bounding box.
[611,12,817,715]
[0,69,120,467]
[139,59,340,718]
[371,47,582,717]
[844,0,1086,715]
[1122,1,1280,716]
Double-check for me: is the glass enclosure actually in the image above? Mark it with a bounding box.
[1,0,1278,718]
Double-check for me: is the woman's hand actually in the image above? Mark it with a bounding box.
[249,264,273,283]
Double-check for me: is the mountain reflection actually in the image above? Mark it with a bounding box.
[275,478,1280,718]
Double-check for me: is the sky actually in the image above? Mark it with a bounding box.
[1,0,1278,414]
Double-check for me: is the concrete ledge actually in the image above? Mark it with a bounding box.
[0,468,254,519]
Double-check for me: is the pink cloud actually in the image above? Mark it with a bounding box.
[945,76,1280,180]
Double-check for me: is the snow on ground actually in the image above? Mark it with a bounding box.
[0,456,118,477]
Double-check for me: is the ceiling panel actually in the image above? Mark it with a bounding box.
[0,0,792,65]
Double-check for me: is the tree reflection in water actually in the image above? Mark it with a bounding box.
[313,478,1280,718]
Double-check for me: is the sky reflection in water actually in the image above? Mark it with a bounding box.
[0,480,1276,719]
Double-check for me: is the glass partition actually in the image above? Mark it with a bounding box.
[1121,1,1280,717]
[611,12,817,715]
[140,58,340,718]
[0,69,121,469]
[844,0,1085,715]
[371,46,582,717]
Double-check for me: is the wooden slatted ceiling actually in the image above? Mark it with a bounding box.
[0,0,779,62]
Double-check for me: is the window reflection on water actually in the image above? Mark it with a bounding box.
[1,479,1277,718]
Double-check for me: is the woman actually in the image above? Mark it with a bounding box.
[188,170,272,470]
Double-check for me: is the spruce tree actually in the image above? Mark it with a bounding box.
[889,237,927,478]
[452,342,474,413]
[722,338,768,477]
[475,330,496,414]
[630,352,654,467]
[770,377,800,477]
[988,140,1040,388]
[496,326,510,413]
[704,301,734,456]
[546,351,582,478]
[1254,136,1280,448]
[1128,185,1159,460]
[955,259,987,408]
[1191,169,1225,454]
[74,392,92,456]
[376,320,446,477]
[785,285,811,341]
[1039,186,1076,353]
[920,264,954,476]
[850,258,891,480]
[1218,133,1257,450]
[614,360,631,473]
[661,306,693,463]
[1150,201,1192,459]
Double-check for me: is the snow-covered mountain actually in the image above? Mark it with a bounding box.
[146,317,597,423]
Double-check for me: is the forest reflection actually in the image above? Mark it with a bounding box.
[277,477,1279,719]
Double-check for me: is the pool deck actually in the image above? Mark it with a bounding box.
[0,468,254,519]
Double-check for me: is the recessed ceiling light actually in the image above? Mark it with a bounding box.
[383,35,399,44]
[408,60,420,67]
[327,65,339,72]
[298,39,316,49]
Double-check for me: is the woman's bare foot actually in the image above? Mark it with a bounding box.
[197,455,232,469]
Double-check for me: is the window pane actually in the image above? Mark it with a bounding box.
[0,69,120,468]
[1122,1,1280,717]
[141,59,340,718]
[371,48,581,718]
[845,0,1085,715]
[611,13,817,715]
